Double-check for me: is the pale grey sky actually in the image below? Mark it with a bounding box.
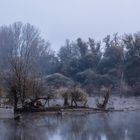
[0,0,140,50]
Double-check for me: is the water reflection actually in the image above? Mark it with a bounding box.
[0,111,140,140]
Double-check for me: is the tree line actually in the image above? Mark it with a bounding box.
[0,22,140,110]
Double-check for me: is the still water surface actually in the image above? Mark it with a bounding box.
[0,111,140,140]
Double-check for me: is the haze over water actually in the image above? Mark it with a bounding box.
[0,111,140,140]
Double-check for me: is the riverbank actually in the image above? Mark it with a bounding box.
[0,96,140,118]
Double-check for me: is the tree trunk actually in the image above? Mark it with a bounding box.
[14,92,18,112]
[48,99,50,107]
[120,72,123,98]
[97,88,111,109]
[71,99,77,107]
[102,91,110,108]
[64,98,69,106]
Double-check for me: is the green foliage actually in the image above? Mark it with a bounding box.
[123,33,140,92]
[78,54,100,71]
[98,34,124,74]
[77,38,88,57]
[124,56,140,86]
[0,22,140,97]
[58,40,81,77]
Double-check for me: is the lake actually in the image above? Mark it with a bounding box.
[0,110,140,140]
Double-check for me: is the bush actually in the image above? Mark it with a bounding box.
[45,73,74,88]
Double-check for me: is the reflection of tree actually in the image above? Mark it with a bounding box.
[20,115,59,140]
[1,111,140,140]
[60,112,140,140]
[84,113,125,140]
[60,115,90,140]
[87,112,140,140]
[0,114,60,140]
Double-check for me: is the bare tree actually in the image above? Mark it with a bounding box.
[2,22,48,111]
